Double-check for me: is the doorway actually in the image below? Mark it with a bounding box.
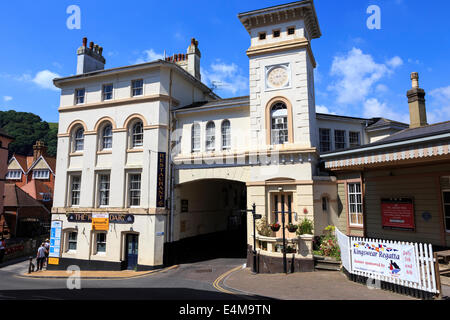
[125,234,139,270]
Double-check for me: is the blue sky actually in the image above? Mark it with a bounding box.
[0,0,449,124]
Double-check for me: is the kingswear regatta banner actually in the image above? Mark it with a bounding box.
[351,239,420,283]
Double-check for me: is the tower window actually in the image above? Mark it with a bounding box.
[259,32,266,40]
[273,30,280,38]
[287,27,295,35]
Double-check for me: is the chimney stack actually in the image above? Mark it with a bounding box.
[407,72,428,128]
[186,38,201,80]
[77,37,106,75]
[33,141,47,161]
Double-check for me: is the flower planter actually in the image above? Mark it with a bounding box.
[287,225,298,233]
[270,225,281,232]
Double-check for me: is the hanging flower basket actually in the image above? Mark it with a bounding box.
[286,223,298,233]
[269,222,281,232]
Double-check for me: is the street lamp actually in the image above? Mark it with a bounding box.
[242,203,261,274]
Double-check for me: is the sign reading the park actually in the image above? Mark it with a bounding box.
[156,152,166,208]
[351,239,420,283]
[49,220,63,262]
[92,213,109,231]
[381,198,415,231]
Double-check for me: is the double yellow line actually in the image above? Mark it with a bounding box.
[212,265,243,295]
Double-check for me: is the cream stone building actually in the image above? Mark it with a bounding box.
[50,1,409,271]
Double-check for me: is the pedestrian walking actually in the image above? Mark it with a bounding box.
[44,238,50,267]
[0,238,6,264]
[36,243,47,271]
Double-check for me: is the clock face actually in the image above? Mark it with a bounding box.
[267,66,289,89]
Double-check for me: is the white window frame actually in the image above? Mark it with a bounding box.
[271,102,289,145]
[205,121,216,152]
[131,121,144,149]
[102,83,113,101]
[97,173,111,207]
[221,120,231,151]
[32,169,50,180]
[95,232,107,254]
[443,189,450,233]
[131,79,144,97]
[73,127,84,152]
[191,123,200,152]
[75,88,85,105]
[348,182,363,227]
[6,170,21,180]
[128,172,141,208]
[66,231,78,252]
[69,174,81,207]
[101,124,113,150]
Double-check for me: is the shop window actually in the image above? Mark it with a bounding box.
[348,183,363,227]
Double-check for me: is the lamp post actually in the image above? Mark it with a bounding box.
[242,203,261,274]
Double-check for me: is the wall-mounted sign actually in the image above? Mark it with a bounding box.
[68,213,134,224]
[49,220,62,263]
[92,213,109,231]
[156,152,166,208]
[181,199,189,213]
[109,214,135,224]
[381,198,415,231]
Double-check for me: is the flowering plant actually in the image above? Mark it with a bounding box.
[269,222,281,231]
[286,223,298,233]
[313,225,340,260]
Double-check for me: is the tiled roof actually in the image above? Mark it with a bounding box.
[376,121,450,144]
[21,180,53,201]
[4,184,47,208]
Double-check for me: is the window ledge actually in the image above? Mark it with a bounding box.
[70,152,84,157]
[127,149,144,153]
[97,150,112,155]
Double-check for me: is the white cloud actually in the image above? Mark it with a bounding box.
[428,85,450,123]
[201,61,248,96]
[32,70,61,91]
[3,96,12,102]
[327,48,402,105]
[135,49,164,64]
[316,105,336,115]
[363,98,409,123]
[386,56,403,68]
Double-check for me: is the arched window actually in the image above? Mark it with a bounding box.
[205,121,216,151]
[271,102,288,145]
[101,124,113,150]
[74,127,84,152]
[221,120,231,150]
[131,121,143,148]
[191,123,200,152]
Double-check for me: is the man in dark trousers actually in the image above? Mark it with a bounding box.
[0,238,5,264]
[36,243,47,271]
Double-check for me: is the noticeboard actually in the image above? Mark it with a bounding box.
[381,198,415,231]
[92,213,109,231]
[49,220,63,262]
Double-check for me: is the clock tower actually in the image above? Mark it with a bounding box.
[238,0,321,149]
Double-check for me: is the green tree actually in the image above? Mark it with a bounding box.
[0,110,58,157]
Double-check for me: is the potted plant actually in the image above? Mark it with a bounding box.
[296,218,314,235]
[286,223,298,233]
[269,222,281,232]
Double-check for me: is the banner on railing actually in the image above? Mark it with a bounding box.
[350,239,420,284]
[335,228,351,272]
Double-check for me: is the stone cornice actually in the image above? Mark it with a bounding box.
[58,94,179,113]
[246,38,316,67]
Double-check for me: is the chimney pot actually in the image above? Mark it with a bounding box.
[411,72,419,88]
[89,42,94,49]
[82,37,88,47]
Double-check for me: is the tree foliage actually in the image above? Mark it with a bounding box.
[0,110,58,157]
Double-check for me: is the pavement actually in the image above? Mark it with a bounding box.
[222,267,419,300]
[1,257,448,300]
